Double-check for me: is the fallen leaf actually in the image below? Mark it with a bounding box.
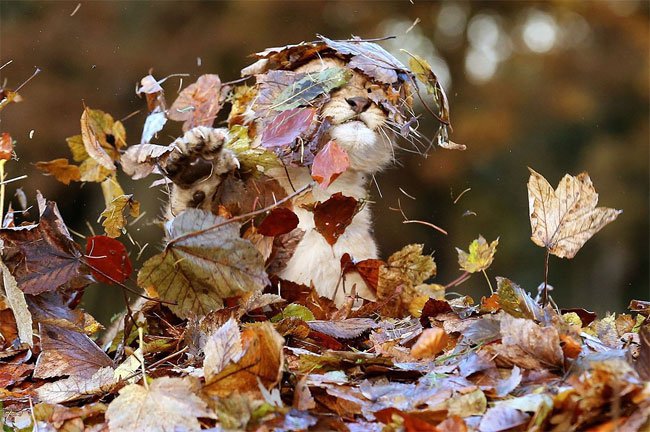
[120,143,174,179]
[204,321,284,397]
[36,366,117,404]
[257,207,299,237]
[495,277,543,321]
[35,158,81,185]
[0,132,14,161]
[410,327,448,359]
[203,317,244,380]
[374,408,438,432]
[80,107,125,171]
[495,366,522,397]
[106,376,213,432]
[85,235,133,284]
[33,323,113,379]
[0,258,32,346]
[479,405,530,432]
[312,193,360,245]
[311,140,350,188]
[456,235,499,273]
[527,168,622,258]
[99,194,140,238]
[308,318,376,339]
[0,199,86,295]
[168,74,224,131]
[138,209,269,318]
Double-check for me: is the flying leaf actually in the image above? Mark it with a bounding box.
[203,317,244,380]
[456,235,499,273]
[312,193,360,245]
[66,134,112,183]
[0,132,14,161]
[80,107,126,171]
[85,235,132,284]
[257,207,299,237]
[204,321,284,397]
[35,158,81,185]
[271,67,351,111]
[378,244,436,297]
[311,140,350,188]
[168,74,224,132]
[260,107,316,149]
[120,143,174,179]
[106,377,213,432]
[138,209,269,318]
[99,194,140,238]
[141,110,167,144]
[33,323,113,379]
[0,259,32,346]
[0,200,86,295]
[527,168,622,258]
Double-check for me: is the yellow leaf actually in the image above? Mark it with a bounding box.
[527,168,622,259]
[100,176,125,208]
[66,134,112,182]
[0,259,32,347]
[456,235,499,273]
[100,194,140,238]
[80,107,125,171]
[225,125,279,176]
[35,158,81,185]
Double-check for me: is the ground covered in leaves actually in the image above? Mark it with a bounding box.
[0,36,648,431]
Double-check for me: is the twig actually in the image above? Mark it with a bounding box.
[542,249,550,307]
[402,219,448,236]
[445,271,471,289]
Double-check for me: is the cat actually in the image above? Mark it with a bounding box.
[163,55,411,305]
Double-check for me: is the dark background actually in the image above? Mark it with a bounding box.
[1,1,648,324]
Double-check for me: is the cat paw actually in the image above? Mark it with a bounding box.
[164,126,239,188]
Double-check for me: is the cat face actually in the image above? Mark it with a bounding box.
[295,58,394,173]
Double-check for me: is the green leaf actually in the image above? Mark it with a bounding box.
[272,303,315,323]
[138,209,269,319]
[272,67,351,111]
[225,125,279,175]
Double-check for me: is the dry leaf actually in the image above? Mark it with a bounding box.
[106,376,213,432]
[527,168,622,258]
[257,207,299,237]
[0,132,14,160]
[260,107,316,149]
[85,235,133,284]
[311,140,350,188]
[99,194,140,238]
[225,125,279,176]
[271,66,351,111]
[66,134,113,183]
[479,406,530,432]
[138,209,268,318]
[203,317,244,380]
[410,327,448,359]
[307,318,376,340]
[0,259,32,346]
[80,107,126,171]
[456,235,499,273]
[35,158,81,185]
[168,74,224,131]
[36,366,117,404]
[312,193,360,246]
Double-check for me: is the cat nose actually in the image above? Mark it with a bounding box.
[345,96,371,114]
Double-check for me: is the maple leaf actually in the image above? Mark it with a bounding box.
[0,199,87,295]
[33,323,113,379]
[377,244,436,298]
[138,209,269,318]
[0,259,32,346]
[312,193,360,246]
[168,74,225,131]
[311,140,350,188]
[527,168,622,259]
[99,194,140,238]
[80,107,126,171]
[35,158,81,185]
[85,235,133,284]
[66,134,113,183]
[106,376,214,432]
[456,235,499,273]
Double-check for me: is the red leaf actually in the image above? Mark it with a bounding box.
[85,235,132,284]
[312,193,360,246]
[0,132,13,161]
[341,253,383,292]
[311,140,350,188]
[375,408,438,432]
[261,107,316,148]
[257,207,299,237]
[168,74,224,131]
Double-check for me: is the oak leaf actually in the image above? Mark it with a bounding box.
[456,235,499,273]
[168,74,224,131]
[35,158,81,185]
[137,209,269,318]
[527,168,622,259]
[106,376,213,432]
[311,140,350,188]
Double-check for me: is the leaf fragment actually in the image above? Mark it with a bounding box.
[527,168,622,258]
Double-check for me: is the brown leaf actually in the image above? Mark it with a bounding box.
[527,168,622,259]
[257,207,299,237]
[479,406,530,432]
[0,362,33,388]
[311,140,350,188]
[204,321,284,397]
[0,258,32,346]
[203,317,244,380]
[80,107,125,171]
[35,158,81,185]
[168,74,224,131]
[99,194,140,238]
[36,366,117,404]
[312,192,360,246]
[0,200,86,295]
[106,376,213,432]
[67,134,112,183]
[33,323,113,379]
[410,327,448,359]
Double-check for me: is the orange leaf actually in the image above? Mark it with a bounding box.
[35,158,81,185]
[411,327,448,359]
[311,140,350,188]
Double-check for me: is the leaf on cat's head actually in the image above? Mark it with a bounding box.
[260,107,317,149]
[311,192,360,246]
[168,74,225,132]
[35,158,81,185]
[311,140,350,188]
[85,235,132,284]
[137,209,269,319]
[80,107,126,171]
[271,67,351,111]
[456,235,499,273]
[225,125,279,176]
[527,168,622,259]
[257,207,299,237]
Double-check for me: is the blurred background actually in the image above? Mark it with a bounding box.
[1,1,648,324]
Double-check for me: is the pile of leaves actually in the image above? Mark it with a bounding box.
[0,37,648,431]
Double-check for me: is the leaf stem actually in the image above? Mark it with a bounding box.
[0,160,6,226]
[444,271,471,289]
[482,269,494,295]
[542,249,550,307]
[138,327,149,390]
